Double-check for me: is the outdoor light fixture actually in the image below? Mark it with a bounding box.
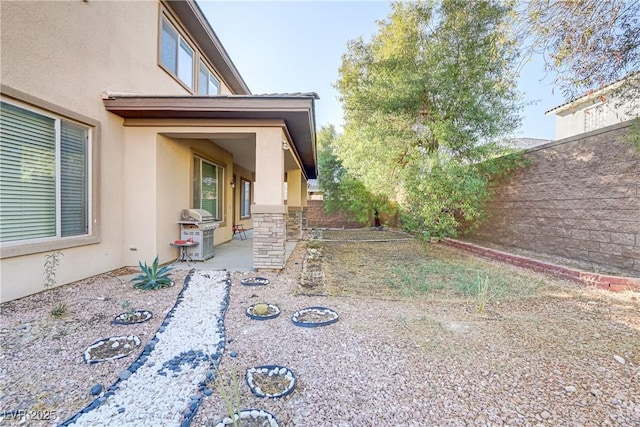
[230,180,235,188]
[282,139,290,150]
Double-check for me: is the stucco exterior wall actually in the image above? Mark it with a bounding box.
[254,128,286,206]
[0,0,237,302]
[460,121,640,277]
[553,92,638,140]
[116,122,286,266]
[124,132,236,267]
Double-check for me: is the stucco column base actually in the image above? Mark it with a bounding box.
[287,207,303,241]
[252,205,286,270]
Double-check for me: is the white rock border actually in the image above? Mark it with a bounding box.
[213,409,279,427]
[83,336,142,363]
[240,276,270,286]
[291,306,339,328]
[113,309,153,325]
[245,365,296,398]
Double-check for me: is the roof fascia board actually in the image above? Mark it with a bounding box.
[103,96,314,114]
[120,118,287,128]
[307,106,318,177]
[281,127,307,179]
[546,73,638,115]
[103,94,318,180]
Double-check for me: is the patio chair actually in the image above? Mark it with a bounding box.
[232,223,247,240]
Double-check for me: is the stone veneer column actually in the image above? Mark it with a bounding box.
[252,208,286,270]
[253,128,287,270]
[302,206,308,229]
[286,169,305,240]
[287,207,303,241]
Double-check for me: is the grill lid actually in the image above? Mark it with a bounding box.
[181,208,214,222]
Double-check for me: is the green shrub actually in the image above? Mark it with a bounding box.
[50,302,67,318]
[131,256,173,290]
[307,239,323,249]
[120,300,138,321]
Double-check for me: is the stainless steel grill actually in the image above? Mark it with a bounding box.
[179,209,218,261]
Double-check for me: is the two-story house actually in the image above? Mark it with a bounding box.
[0,0,318,302]
[546,73,639,140]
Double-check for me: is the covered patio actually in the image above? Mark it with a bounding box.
[103,92,318,271]
[170,228,297,272]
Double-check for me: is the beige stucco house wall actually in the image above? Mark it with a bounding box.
[547,75,640,140]
[0,0,317,302]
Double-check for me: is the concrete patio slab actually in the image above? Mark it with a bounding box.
[171,229,296,272]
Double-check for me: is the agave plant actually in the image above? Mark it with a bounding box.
[131,256,173,290]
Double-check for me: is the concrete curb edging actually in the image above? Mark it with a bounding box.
[442,239,640,292]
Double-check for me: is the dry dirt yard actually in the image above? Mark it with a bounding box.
[1,228,639,426]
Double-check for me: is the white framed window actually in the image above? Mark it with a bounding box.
[193,156,223,221]
[240,179,251,218]
[584,104,605,132]
[160,16,194,90]
[0,100,91,244]
[198,61,220,95]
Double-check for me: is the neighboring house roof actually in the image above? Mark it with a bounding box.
[103,92,320,179]
[168,0,251,95]
[545,71,639,116]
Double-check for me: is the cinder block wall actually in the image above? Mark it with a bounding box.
[461,121,640,277]
[307,200,366,229]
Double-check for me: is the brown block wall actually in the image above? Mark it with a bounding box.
[307,199,364,229]
[461,121,640,277]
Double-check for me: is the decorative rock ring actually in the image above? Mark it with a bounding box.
[240,277,270,286]
[112,309,153,325]
[291,306,339,328]
[246,365,296,399]
[213,409,280,426]
[83,335,141,364]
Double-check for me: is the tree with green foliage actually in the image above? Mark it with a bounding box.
[515,0,640,151]
[317,125,395,226]
[517,0,639,103]
[335,0,524,237]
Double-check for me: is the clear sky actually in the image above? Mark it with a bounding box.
[198,0,567,141]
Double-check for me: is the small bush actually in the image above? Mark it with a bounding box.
[120,300,138,321]
[51,302,67,318]
[476,273,491,315]
[307,239,323,249]
[131,256,173,290]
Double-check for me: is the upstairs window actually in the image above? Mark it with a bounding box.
[584,104,604,132]
[198,61,220,95]
[160,16,194,90]
[0,101,90,244]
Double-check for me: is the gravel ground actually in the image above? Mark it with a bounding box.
[1,232,639,426]
[192,240,640,426]
[0,269,187,426]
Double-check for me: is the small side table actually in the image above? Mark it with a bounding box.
[170,241,198,264]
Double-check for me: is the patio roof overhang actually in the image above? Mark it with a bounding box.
[103,92,319,179]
